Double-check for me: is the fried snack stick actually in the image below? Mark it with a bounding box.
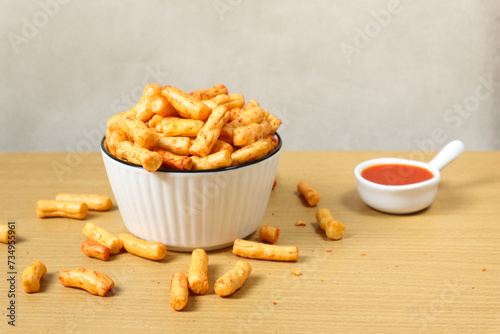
[162,85,211,121]
[201,94,231,110]
[119,233,167,260]
[154,148,192,170]
[82,222,123,255]
[189,105,230,157]
[242,98,260,111]
[297,181,320,207]
[0,224,14,244]
[222,94,245,110]
[22,260,47,293]
[210,140,234,154]
[36,200,88,219]
[170,272,188,311]
[187,249,209,295]
[229,107,242,122]
[81,240,110,261]
[231,139,271,165]
[219,107,265,144]
[134,84,177,121]
[232,239,298,262]
[105,129,129,156]
[190,84,228,100]
[121,116,157,149]
[116,141,163,172]
[214,260,252,297]
[259,225,280,244]
[55,193,112,211]
[59,268,114,297]
[158,118,204,137]
[316,209,345,240]
[191,150,232,170]
[106,109,136,132]
[233,119,273,147]
[156,134,191,156]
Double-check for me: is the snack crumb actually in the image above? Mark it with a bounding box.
[273,302,277,305]
[295,220,307,226]
[291,269,301,276]
[320,279,324,282]
[481,267,486,272]
[395,265,399,268]
[326,250,332,253]
[361,253,366,256]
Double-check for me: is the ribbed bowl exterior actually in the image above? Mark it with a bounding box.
[101,139,281,251]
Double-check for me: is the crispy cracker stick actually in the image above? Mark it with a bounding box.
[220,107,265,144]
[187,249,209,295]
[81,240,110,261]
[229,107,242,122]
[267,113,282,133]
[106,109,136,132]
[297,181,320,207]
[156,134,191,156]
[82,222,122,255]
[59,267,114,297]
[158,118,204,137]
[55,193,112,211]
[105,129,129,156]
[222,94,245,110]
[233,119,273,147]
[259,225,280,244]
[214,260,252,297]
[201,94,230,110]
[0,224,14,244]
[231,139,271,165]
[210,140,234,154]
[190,84,228,100]
[119,233,167,260]
[189,105,230,157]
[36,200,88,219]
[191,150,232,170]
[242,99,260,111]
[316,209,345,240]
[162,85,211,121]
[121,116,157,149]
[170,272,189,311]
[116,141,163,172]
[135,84,177,121]
[154,148,192,170]
[22,260,47,293]
[148,115,164,129]
[232,239,298,262]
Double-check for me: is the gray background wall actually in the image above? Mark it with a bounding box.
[1,0,499,152]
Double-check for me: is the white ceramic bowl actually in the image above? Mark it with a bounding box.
[354,158,440,214]
[101,135,282,251]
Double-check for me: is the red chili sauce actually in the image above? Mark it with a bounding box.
[361,164,434,186]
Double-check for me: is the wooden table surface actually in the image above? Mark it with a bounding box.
[0,151,499,333]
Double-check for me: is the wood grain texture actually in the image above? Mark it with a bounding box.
[0,151,499,333]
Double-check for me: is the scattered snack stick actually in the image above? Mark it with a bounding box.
[295,220,307,226]
[119,233,167,260]
[291,269,301,276]
[258,225,280,244]
[36,200,88,219]
[22,260,47,293]
[187,249,209,295]
[0,224,14,243]
[55,193,112,211]
[82,222,122,255]
[232,239,298,262]
[116,141,163,172]
[297,181,320,207]
[214,260,252,297]
[81,240,110,261]
[315,208,345,240]
[170,272,189,311]
[59,267,114,297]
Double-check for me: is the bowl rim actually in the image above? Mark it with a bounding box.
[101,132,282,174]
